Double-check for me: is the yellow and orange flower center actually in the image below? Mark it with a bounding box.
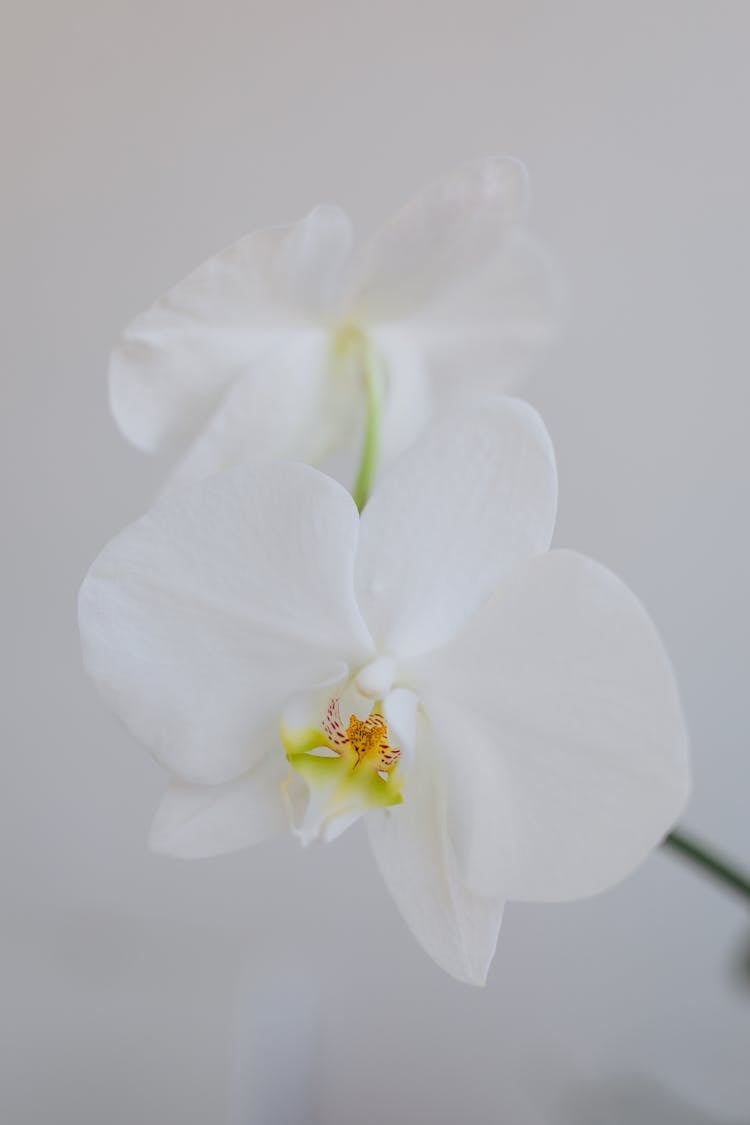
[321,697,401,779]
[280,691,404,843]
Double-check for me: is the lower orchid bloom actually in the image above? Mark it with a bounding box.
[79,397,689,984]
[109,157,557,499]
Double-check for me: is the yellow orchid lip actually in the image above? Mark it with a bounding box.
[281,693,403,843]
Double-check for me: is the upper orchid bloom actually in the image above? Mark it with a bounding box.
[109,158,557,494]
[78,397,689,984]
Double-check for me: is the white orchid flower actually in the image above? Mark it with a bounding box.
[79,397,689,984]
[109,158,557,499]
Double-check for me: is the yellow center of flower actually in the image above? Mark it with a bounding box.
[330,706,400,778]
[280,694,403,843]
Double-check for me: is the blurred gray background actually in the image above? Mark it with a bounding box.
[2,1,749,1122]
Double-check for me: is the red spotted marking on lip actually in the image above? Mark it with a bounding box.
[322,698,401,776]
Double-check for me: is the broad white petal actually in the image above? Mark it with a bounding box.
[79,463,373,785]
[166,331,357,488]
[367,707,504,985]
[355,396,557,659]
[415,698,519,902]
[369,328,432,468]
[350,157,528,320]
[272,205,353,318]
[149,747,288,858]
[109,206,352,456]
[410,231,563,395]
[413,550,691,902]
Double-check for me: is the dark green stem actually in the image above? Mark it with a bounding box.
[663,828,750,904]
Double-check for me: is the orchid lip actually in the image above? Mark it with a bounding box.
[280,679,405,845]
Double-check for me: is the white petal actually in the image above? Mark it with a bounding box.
[409,231,563,395]
[369,328,432,468]
[367,707,504,985]
[149,747,288,858]
[349,157,528,320]
[415,698,519,902]
[413,550,691,902]
[273,205,353,318]
[166,331,357,489]
[355,396,557,659]
[109,206,352,456]
[79,463,373,785]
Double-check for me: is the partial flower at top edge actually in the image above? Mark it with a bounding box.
[108,158,561,497]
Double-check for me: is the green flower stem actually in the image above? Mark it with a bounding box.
[663,828,750,904]
[351,346,383,512]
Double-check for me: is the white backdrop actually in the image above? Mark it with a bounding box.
[2,2,748,1121]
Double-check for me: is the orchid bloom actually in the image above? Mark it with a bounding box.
[109,158,556,498]
[79,398,689,983]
